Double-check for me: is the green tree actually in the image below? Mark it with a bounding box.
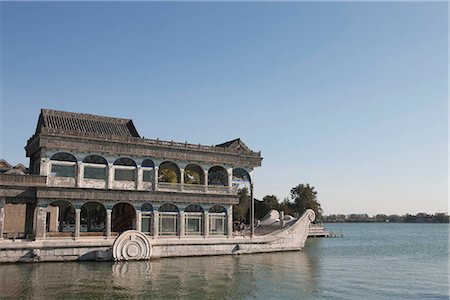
[375,214,388,222]
[233,188,250,222]
[279,197,293,216]
[433,213,450,223]
[262,195,280,210]
[290,184,322,220]
[255,195,281,219]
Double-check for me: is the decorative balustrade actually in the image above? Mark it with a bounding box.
[32,127,261,157]
[0,174,47,186]
[156,182,236,194]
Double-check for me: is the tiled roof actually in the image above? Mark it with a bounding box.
[0,160,28,175]
[215,138,252,153]
[35,109,140,138]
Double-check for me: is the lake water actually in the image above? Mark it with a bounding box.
[0,223,448,299]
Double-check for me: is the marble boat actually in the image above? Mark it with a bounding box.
[0,109,314,262]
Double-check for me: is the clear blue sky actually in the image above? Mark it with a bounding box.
[1,2,447,215]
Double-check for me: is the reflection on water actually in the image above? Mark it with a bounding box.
[0,224,447,299]
[0,251,315,299]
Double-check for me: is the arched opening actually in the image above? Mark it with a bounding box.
[50,152,77,178]
[83,154,107,164]
[184,164,204,185]
[209,205,227,235]
[113,158,137,181]
[185,204,204,236]
[50,152,77,162]
[208,166,228,186]
[114,157,136,167]
[141,203,153,234]
[232,168,251,185]
[80,202,106,236]
[112,203,136,233]
[83,155,107,180]
[159,203,179,236]
[46,200,75,237]
[142,159,155,184]
[142,159,155,168]
[158,161,181,183]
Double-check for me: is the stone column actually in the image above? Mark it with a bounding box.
[136,210,142,231]
[136,166,143,190]
[35,206,47,239]
[204,170,209,192]
[106,209,112,238]
[227,206,233,238]
[203,211,209,237]
[179,211,185,237]
[107,163,114,189]
[152,211,159,237]
[76,161,83,188]
[40,158,50,176]
[179,168,185,191]
[75,208,81,238]
[153,166,159,191]
[280,211,285,228]
[0,198,5,240]
[227,168,233,188]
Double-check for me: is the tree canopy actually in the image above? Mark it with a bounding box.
[233,187,250,222]
[233,183,323,223]
[289,184,322,219]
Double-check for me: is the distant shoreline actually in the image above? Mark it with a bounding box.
[321,213,449,223]
[323,221,449,224]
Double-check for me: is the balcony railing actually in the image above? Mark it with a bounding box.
[33,127,262,157]
[156,182,236,194]
[0,174,47,187]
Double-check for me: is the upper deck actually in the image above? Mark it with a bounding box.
[21,109,259,198]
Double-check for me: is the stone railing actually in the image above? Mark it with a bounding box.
[0,174,47,187]
[156,182,236,195]
[30,128,262,157]
[145,138,261,157]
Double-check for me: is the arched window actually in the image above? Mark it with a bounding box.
[47,200,75,236]
[208,166,228,186]
[184,204,204,236]
[83,155,107,180]
[50,152,77,178]
[141,203,153,212]
[158,161,181,183]
[113,158,137,167]
[159,203,179,236]
[50,153,77,162]
[159,203,179,212]
[209,205,227,235]
[142,159,154,168]
[142,159,155,183]
[184,164,204,185]
[209,205,227,213]
[113,158,136,181]
[83,155,107,165]
[80,202,106,235]
[233,168,251,183]
[112,203,135,233]
[141,203,153,234]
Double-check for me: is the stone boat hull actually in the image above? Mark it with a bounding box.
[0,210,315,263]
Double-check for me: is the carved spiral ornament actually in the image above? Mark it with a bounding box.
[307,210,316,222]
[112,230,152,261]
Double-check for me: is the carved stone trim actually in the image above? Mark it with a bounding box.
[36,187,239,205]
[113,230,151,261]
